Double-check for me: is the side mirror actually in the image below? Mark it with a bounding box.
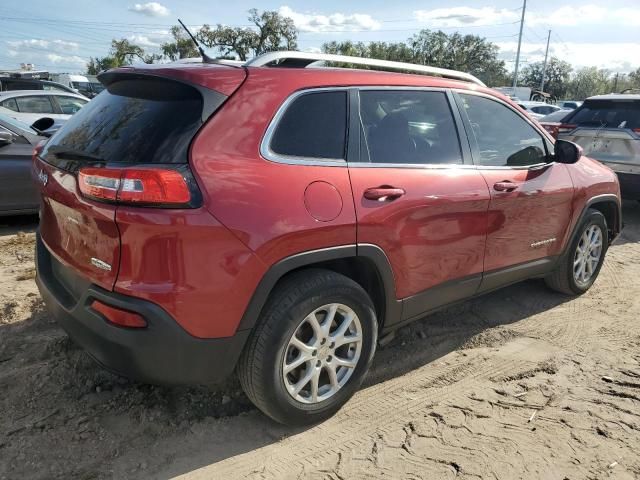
[554,139,582,164]
[0,131,14,147]
[31,117,55,134]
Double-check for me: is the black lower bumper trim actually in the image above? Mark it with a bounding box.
[35,233,248,385]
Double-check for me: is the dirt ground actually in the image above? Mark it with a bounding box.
[1,205,640,480]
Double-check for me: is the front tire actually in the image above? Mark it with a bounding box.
[237,269,378,425]
[545,209,608,295]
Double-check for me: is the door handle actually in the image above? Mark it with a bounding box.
[493,181,518,192]
[363,187,406,201]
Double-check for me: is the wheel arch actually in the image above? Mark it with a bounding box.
[563,194,621,256]
[236,244,401,333]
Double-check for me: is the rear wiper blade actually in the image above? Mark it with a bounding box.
[47,147,104,162]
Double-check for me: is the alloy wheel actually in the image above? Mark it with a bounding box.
[282,303,362,404]
[573,224,603,287]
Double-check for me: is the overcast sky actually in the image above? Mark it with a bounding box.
[2,0,639,74]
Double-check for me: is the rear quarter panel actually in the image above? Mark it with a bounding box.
[114,207,267,338]
[189,71,358,268]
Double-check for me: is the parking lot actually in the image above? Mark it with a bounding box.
[0,203,638,479]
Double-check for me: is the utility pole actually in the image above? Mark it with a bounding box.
[614,73,619,92]
[540,29,551,92]
[512,0,527,89]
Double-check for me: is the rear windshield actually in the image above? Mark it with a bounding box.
[567,100,640,129]
[43,77,203,164]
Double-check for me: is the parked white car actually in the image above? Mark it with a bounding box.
[559,100,583,110]
[516,101,563,119]
[0,90,88,125]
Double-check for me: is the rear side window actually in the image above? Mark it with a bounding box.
[567,100,640,129]
[15,96,55,114]
[459,94,547,167]
[56,96,87,114]
[1,98,18,111]
[269,91,347,160]
[359,90,462,165]
[43,78,204,164]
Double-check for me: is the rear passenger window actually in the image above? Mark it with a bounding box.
[1,98,18,112]
[359,90,462,165]
[459,94,547,167]
[15,96,55,114]
[270,91,347,160]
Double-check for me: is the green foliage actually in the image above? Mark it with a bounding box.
[519,57,573,99]
[565,67,612,99]
[86,39,160,75]
[161,26,199,61]
[197,8,297,61]
[323,30,508,87]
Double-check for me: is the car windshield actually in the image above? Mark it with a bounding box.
[568,100,640,129]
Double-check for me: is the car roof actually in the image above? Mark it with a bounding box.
[114,62,507,103]
[585,94,640,101]
[0,90,88,100]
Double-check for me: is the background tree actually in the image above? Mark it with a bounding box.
[564,67,611,99]
[629,67,640,87]
[519,57,572,99]
[323,30,508,87]
[409,30,508,86]
[86,39,160,75]
[198,8,297,60]
[161,26,199,61]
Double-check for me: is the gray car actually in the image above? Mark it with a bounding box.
[0,113,48,215]
[559,94,640,200]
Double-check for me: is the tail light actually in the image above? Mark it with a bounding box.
[633,128,640,134]
[540,123,560,139]
[78,167,194,206]
[91,300,147,328]
[557,124,577,135]
[32,139,47,162]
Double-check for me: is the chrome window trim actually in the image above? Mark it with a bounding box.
[260,87,350,167]
[348,162,476,169]
[452,89,556,170]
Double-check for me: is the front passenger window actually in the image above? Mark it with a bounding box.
[459,94,547,167]
[359,90,463,165]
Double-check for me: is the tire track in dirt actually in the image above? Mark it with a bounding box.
[179,233,640,479]
[181,344,555,478]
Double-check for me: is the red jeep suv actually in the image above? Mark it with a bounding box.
[34,52,621,425]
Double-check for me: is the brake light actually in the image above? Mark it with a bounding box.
[540,123,560,139]
[633,128,640,134]
[78,167,191,206]
[91,300,147,328]
[557,124,577,134]
[32,139,47,161]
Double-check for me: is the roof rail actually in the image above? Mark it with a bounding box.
[244,51,486,87]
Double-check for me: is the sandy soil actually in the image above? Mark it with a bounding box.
[1,205,639,480]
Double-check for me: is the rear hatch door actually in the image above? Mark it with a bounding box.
[561,98,640,173]
[36,67,244,290]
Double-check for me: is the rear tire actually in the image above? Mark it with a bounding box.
[545,209,608,295]
[237,269,378,425]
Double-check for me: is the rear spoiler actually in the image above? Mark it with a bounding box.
[97,70,236,122]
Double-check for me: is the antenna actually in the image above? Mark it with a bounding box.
[178,19,214,64]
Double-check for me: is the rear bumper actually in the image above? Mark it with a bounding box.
[616,172,640,200]
[35,233,249,385]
